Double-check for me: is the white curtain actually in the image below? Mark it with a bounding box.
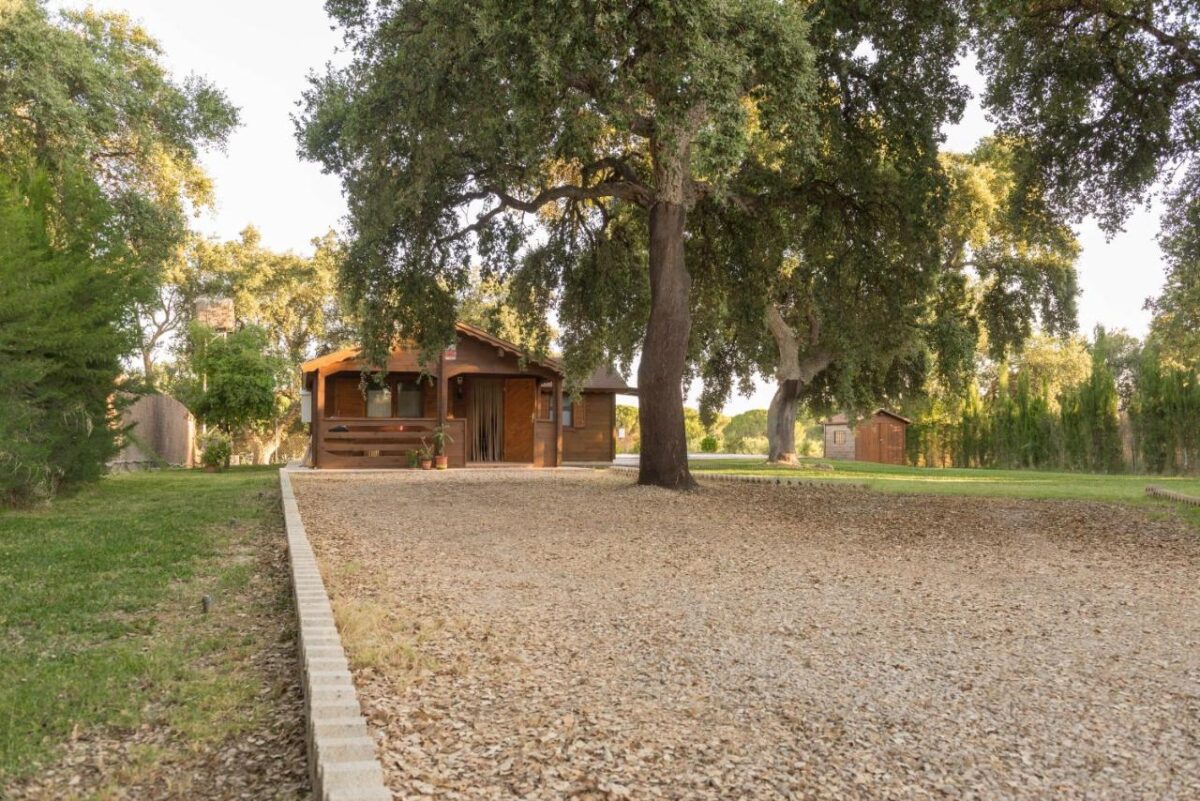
[468,379,504,461]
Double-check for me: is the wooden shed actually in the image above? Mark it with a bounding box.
[299,323,635,469]
[822,409,910,465]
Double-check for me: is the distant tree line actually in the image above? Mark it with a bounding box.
[905,330,1200,474]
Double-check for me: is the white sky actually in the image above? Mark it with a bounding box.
[55,1,1168,415]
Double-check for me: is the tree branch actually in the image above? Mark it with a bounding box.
[437,179,653,245]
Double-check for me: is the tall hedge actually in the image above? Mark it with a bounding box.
[0,173,133,505]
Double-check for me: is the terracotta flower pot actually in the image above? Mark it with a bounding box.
[420,459,433,470]
[435,455,449,470]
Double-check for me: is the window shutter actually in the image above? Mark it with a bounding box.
[573,394,587,428]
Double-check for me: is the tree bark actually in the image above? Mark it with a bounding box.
[768,378,802,463]
[764,304,832,463]
[637,199,697,490]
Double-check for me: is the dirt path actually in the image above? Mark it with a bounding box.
[293,470,1200,800]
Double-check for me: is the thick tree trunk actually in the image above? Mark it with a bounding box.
[768,379,801,463]
[637,200,697,490]
[764,304,832,464]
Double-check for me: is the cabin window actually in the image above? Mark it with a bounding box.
[561,398,573,427]
[396,380,423,418]
[366,387,393,418]
[833,430,846,445]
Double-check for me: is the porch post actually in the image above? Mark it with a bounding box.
[437,349,448,425]
[553,377,563,467]
[312,369,325,468]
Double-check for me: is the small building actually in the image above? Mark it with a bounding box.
[110,393,196,470]
[299,323,635,469]
[822,409,911,465]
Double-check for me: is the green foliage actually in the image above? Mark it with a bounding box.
[0,1,236,501]
[1149,167,1200,371]
[1130,344,1200,473]
[614,404,640,453]
[0,171,134,506]
[161,228,349,462]
[721,409,768,453]
[177,325,287,434]
[0,1,238,269]
[682,407,708,453]
[699,435,719,454]
[975,0,1200,235]
[298,0,817,384]
[199,433,232,469]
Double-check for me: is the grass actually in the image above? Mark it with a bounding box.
[689,457,1200,505]
[0,467,288,784]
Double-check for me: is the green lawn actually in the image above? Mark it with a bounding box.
[0,467,292,785]
[690,457,1200,505]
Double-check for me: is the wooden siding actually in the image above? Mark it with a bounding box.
[823,424,855,460]
[563,392,615,462]
[856,415,907,465]
[533,420,557,467]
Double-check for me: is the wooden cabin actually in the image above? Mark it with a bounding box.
[822,409,911,465]
[299,323,635,469]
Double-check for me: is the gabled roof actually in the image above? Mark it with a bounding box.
[823,408,911,426]
[300,323,637,394]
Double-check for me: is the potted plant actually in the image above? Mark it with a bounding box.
[431,424,454,470]
[200,433,232,473]
[406,449,421,469]
[419,440,434,470]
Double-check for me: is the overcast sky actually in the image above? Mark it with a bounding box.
[54,1,1167,414]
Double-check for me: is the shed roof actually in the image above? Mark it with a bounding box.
[822,408,912,426]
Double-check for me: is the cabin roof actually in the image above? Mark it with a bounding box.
[823,408,911,426]
[300,322,637,394]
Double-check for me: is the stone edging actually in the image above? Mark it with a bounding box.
[1146,485,1200,507]
[280,469,390,801]
[609,464,868,491]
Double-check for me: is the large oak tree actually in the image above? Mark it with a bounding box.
[298,0,834,488]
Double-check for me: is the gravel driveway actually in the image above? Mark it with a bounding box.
[291,470,1200,800]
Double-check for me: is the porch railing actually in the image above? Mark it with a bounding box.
[318,418,465,468]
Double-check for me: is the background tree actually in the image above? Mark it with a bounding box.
[176,324,287,437]
[976,0,1200,234]
[0,1,236,501]
[163,227,349,463]
[0,2,237,266]
[688,1,970,463]
[300,0,834,488]
[695,134,1079,463]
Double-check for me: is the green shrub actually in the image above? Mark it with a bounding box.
[200,434,232,469]
[699,435,719,453]
[0,173,131,506]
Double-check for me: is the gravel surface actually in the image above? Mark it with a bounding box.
[292,470,1200,800]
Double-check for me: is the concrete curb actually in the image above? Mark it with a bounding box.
[1146,485,1200,507]
[608,464,868,491]
[280,469,391,801]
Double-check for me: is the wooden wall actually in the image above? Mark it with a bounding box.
[563,392,615,462]
[823,423,855,460]
[856,415,907,465]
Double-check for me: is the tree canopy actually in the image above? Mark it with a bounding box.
[0,1,236,504]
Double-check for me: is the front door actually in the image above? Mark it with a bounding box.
[503,378,536,463]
